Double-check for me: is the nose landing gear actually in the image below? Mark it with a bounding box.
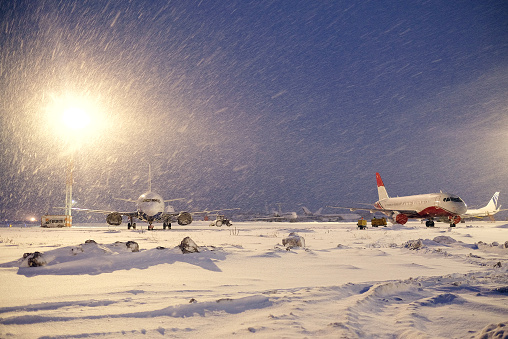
[449,215,461,227]
[127,216,136,229]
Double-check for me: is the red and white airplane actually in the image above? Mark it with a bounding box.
[331,172,468,227]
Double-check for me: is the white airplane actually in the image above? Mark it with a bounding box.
[73,167,194,230]
[329,172,468,227]
[111,192,191,230]
[74,190,192,230]
[255,204,299,222]
[463,192,502,220]
[301,207,360,221]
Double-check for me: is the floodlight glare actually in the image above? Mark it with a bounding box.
[62,107,91,129]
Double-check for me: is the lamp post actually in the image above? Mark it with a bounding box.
[62,106,90,227]
[64,155,74,224]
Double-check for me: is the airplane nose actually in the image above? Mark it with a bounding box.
[448,202,466,215]
[142,204,157,216]
[457,203,467,214]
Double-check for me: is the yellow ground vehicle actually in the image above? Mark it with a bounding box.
[371,217,387,227]
[357,218,367,229]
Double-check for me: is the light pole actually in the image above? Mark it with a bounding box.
[64,155,74,225]
[62,106,90,227]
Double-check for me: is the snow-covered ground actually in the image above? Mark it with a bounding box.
[0,220,507,338]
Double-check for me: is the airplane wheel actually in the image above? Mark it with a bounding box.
[163,222,167,230]
[133,223,136,229]
[450,223,456,227]
[168,223,171,229]
[128,223,131,229]
[425,220,434,227]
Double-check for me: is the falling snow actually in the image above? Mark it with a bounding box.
[1,1,508,221]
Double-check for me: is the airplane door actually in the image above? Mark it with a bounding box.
[434,197,440,207]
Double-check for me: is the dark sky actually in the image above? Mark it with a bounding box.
[1,1,508,221]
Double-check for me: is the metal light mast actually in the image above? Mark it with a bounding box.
[64,155,74,227]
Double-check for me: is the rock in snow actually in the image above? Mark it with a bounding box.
[21,252,47,267]
[179,237,199,253]
[476,321,508,339]
[433,236,457,244]
[125,241,139,252]
[282,232,305,249]
[403,239,424,250]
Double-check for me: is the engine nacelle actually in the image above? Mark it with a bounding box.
[177,212,192,226]
[392,212,408,225]
[106,212,122,226]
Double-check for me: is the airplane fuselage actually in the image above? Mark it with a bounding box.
[375,192,467,220]
[463,207,500,218]
[136,191,165,222]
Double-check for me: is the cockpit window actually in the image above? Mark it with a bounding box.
[443,197,462,203]
[143,198,160,203]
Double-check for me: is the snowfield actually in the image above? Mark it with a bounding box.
[0,220,507,338]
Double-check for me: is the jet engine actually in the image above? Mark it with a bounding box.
[177,212,192,225]
[106,212,122,226]
[392,212,408,225]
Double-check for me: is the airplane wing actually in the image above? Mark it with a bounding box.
[164,198,186,203]
[159,208,239,225]
[113,198,136,203]
[113,197,186,203]
[327,206,420,218]
[190,208,240,214]
[254,216,287,220]
[71,207,137,217]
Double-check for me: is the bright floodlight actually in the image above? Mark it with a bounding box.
[62,107,91,129]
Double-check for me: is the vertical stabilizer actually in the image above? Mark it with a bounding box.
[376,172,389,200]
[302,207,312,215]
[485,192,500,210]
[148,164,152,192]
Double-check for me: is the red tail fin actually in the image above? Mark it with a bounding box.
[376,172,384,187]
[376,173,389,200]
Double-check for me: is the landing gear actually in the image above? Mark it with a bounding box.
[148,222,154,230]
[449,215,460,227]
[127,217,136,229]
[425,220,435,227]
[163,221,172,230]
